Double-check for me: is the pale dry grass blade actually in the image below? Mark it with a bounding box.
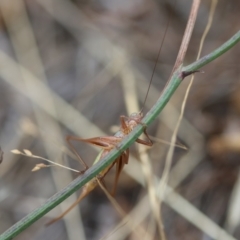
[100,194,152,240]
[0,14,235,240]
[0,50,104,137]
[136,150,161,240]
[135,62,205,189]
[160,0,218,237]
[114,157,238,240]
[158,0,201,202]
[0,0,86,238]
[95,151,237,240]
[164,185,236,240]
[225,170,240,233]
[36,0,93,35]
[0,1,237,239]
[167,0,219,190]
[97,179,152,240]
[121,52,164,239]
[11,149,79,173]
[167,0,219,189]
[0,32,151,239]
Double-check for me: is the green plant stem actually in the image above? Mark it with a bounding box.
[0,30,239,240]
[182,31,240,72]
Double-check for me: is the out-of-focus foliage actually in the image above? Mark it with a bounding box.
[0,0,239,239]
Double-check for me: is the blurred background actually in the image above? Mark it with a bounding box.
[0,0,239,239]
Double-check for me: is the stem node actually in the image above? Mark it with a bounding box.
[181,70,201,80]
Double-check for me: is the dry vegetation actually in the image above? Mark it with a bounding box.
[0,0,239,240]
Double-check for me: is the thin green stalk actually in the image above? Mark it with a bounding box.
[182,30,240,72]
[0,30,239,240]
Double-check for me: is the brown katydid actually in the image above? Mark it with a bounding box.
[46,113,153,225]
[46,9,171,226]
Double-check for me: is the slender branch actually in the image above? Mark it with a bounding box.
[171,0,201,73]
[0,31,240,240]
[182,30,240,72]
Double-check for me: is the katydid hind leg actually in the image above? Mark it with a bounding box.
[66,135,89,173]
[136,128,153,147]
[112,149,129,196]
[46,188,89,226]
[66,135,120,173]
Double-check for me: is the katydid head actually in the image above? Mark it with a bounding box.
[129,112,143,122]
[127,111,144,131]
